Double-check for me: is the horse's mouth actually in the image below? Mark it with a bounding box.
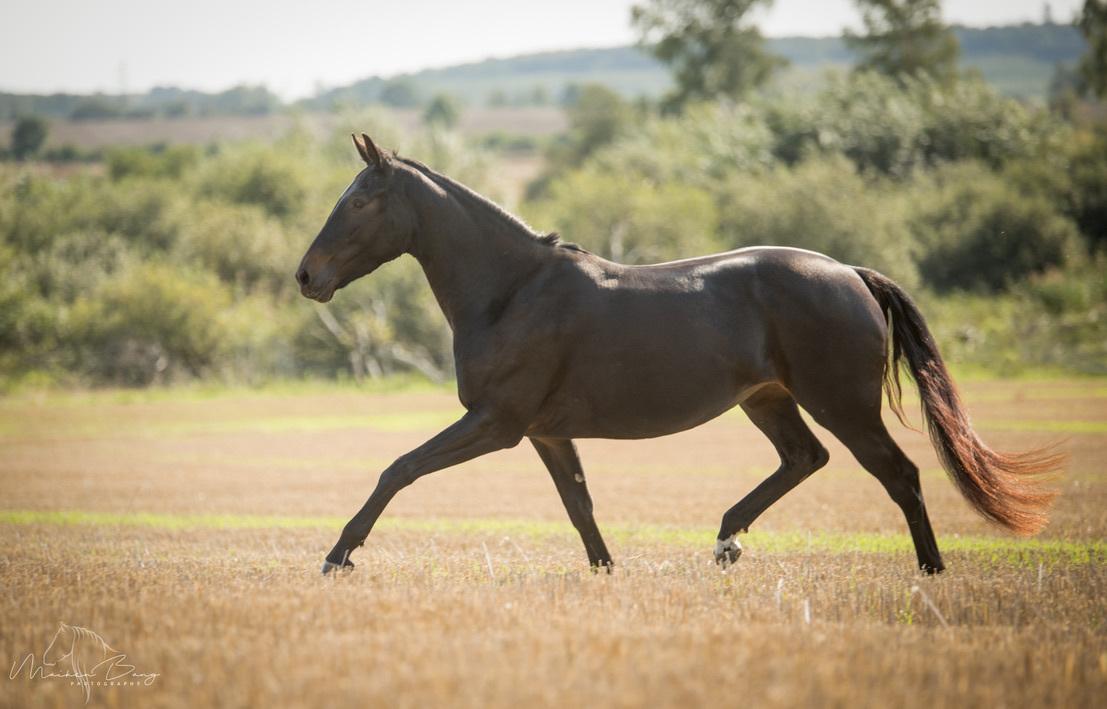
[300,284,336,303]
[299,260,376,303]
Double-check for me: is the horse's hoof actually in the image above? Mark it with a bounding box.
[714,536,742,567]
[321,558,355,576]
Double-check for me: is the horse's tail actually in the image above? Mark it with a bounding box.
[853,267,1061,536]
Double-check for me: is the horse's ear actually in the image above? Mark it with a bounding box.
[351,133,371,165]
[353,132,392,175]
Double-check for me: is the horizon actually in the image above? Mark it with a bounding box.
[0,0,1083,100]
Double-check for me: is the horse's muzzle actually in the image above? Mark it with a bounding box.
[295,266,336,303]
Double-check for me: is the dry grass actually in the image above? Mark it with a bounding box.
[1,378,1105,707]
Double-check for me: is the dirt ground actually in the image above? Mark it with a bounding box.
[1,378,1104,707]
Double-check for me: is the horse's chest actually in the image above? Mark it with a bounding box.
[453,327,560,410]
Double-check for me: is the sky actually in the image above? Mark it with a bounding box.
[0,0,1084,99]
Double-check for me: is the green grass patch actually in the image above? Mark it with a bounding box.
[3,509,1102,566]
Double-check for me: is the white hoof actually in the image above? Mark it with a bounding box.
[714,536,743,566]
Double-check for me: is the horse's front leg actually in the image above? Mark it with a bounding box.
[322,409,523,574]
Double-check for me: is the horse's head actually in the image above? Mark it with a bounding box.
[296,133,416,302]
[42,622,78,665]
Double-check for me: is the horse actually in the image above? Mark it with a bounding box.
[41,623,120,702]
[296,133,1060,575]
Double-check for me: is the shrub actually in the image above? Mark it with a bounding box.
[10,116,48,160]
[107,144,201,181]
[918,261,1107,375]
[527,167,721,264]
[916,76,1064,169]
[717,156,918,284]
[70,261,230,385]
[0,174,182,254]
[768,72,1065,178]
[1065,128,1107,252]
[423,94,461,129]
[218,294,300,383]
[93,180,185,252]
[911,163,1081,293]
[175,201,294,292]
[590,102,776,187]
[194,147,308,219]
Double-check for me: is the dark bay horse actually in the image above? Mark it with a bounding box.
[296,134,1059,575]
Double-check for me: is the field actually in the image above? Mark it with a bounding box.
[0,107,567,152]
[1,378,1105,707]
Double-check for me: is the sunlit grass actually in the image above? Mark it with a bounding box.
[4,509,1102,566]
[2,378,1103,708]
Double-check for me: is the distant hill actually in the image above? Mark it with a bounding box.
[303,22,1084,108]
[299,47,669,111]
[0,22,1085,121]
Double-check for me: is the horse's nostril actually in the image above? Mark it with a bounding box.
[296,269,310,287]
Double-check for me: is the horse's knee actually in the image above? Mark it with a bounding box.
[784,441,829,477]
[380,459,418,489]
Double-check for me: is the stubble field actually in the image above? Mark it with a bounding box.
[1,378,1105,707]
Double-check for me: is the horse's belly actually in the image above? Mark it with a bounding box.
[524,280,769,439]
[526,359,756,440]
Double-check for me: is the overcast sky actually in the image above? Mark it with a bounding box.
[0,0,1084,99]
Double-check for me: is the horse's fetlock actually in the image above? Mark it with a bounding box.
[811,444,830,470]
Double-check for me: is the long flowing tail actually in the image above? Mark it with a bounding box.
[854,267,1061,535]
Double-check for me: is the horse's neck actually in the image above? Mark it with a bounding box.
[408,178,547,332]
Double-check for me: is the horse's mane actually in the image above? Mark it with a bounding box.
[395,156,585,253]
[70,626,114,653]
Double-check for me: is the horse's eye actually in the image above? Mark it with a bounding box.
[352,198,367,209]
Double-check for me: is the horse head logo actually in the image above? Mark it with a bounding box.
[41,623,121,703]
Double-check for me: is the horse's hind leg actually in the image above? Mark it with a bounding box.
[530,437,613,569]
[715,386,829,564]
[793,373,945,573]
[819,416,945,574]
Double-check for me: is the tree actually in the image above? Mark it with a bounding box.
[631,0,785,111]
[844,0,960,84]
[1078,0,1107,98]
[564,84,632,161]
[423,93,460,129]
[527,84,633,199]
[378,79,420,108]
[10,116,48,160]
